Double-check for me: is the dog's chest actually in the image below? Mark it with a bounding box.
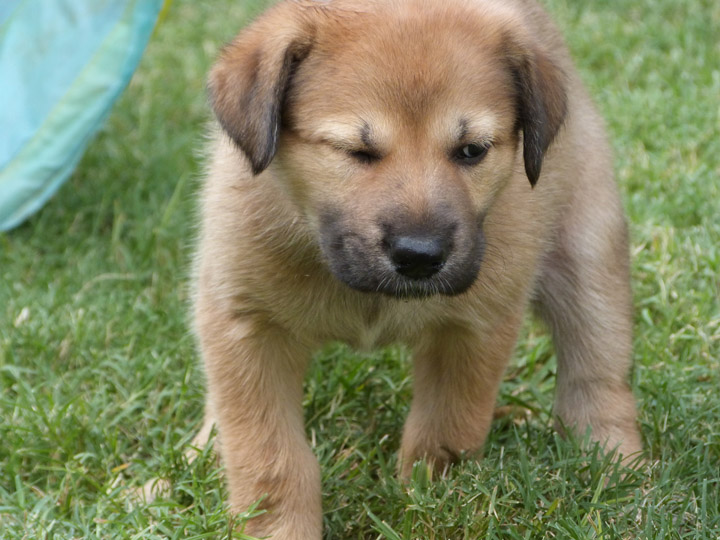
[316,294,431,351]
[353,299,393,351]
[268,264,444,349]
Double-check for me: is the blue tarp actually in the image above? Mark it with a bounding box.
[0,0,164,231]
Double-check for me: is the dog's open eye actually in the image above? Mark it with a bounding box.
[348,149,381,165]
[453,143,489,166]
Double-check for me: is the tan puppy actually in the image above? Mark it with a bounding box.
[193,0,643,536]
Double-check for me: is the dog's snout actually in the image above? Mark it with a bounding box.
[386,234,450,279]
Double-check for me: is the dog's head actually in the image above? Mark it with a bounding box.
[209,0,567,298]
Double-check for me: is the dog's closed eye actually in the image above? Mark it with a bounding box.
[348,148,381,164]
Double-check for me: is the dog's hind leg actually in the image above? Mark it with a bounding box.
[534,190,642,462]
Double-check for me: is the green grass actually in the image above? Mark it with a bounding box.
[1,0,718,538]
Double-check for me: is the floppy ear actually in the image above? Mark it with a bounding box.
[506,40,568,186]
[208,5,315,175]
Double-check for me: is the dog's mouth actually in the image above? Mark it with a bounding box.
[362,270,478,299]
[318,213,485,299]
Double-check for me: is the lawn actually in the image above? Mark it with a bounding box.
[1,0,718,538]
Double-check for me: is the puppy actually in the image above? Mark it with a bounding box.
[192,0,643,536]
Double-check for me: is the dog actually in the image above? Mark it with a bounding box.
[190,0,643,536]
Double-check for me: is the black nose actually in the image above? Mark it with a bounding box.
[386,234,450,279]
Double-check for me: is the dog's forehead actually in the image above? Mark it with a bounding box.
[289,1,517,133]
[320,7,506,81]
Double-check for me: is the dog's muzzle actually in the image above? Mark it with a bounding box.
[319,211,484,299]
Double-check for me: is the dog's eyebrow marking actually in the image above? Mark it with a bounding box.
[309,117,387,156]
[449,113,498,144]
[360,122,374,148]
[457,118,469,141]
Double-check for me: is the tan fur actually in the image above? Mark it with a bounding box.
[189,0,642,537]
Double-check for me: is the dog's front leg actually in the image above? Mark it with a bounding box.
[399,317,521,478]
[198,307,321,539]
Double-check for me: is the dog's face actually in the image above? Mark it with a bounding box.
[209,0,566,298]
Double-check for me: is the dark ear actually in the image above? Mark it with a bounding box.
[506,40,568,186]
[208,6,314,175]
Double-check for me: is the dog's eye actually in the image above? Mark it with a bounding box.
[348,149,380,164]
[454,143,489,166]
